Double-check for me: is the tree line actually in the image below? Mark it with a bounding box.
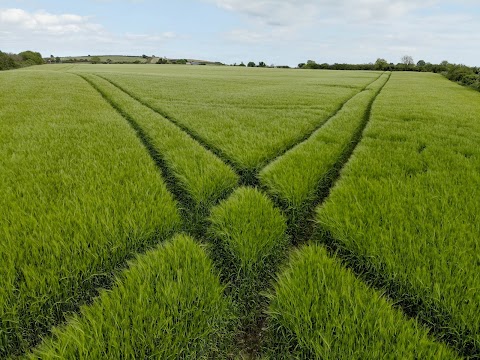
[0,50,44,71]
[299,57,480,91]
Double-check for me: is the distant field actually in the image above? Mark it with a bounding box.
[2,64,479,358]
[59,55,148,63]
[57,56,222,64]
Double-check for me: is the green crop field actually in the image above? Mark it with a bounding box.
[1,64,479,359]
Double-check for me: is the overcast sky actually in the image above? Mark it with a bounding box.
[0,0,479,66]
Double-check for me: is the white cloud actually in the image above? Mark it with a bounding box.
[225,27,296,44]
[207,0,438,26]
[204,0,480,66]
[207,0,320,26]
[125,32,178,42]
[0,3,478,66]
[0,8,178,56]
[0,8,102,34]
[161,31,177,39]
[92,0,145,3]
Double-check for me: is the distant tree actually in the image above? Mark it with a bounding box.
[19,51,44,65]
[374,58,388,70]
[401,55,414,66]
[298,62,305,68]
[55,57,61,63]
[304,60,320,69]
[239,62,246,67]
[90,56,101,64]
[430,60,450,73]
[142,54,147,59]
[247,61,255,67]
[0,51,18,70]
[258,61,266,67]
[416,60,426,67]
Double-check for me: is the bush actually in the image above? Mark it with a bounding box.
[471,80,480,91]
[0,50,44,70]
[462,74,478,85]
[19,51,44,65]
[443,64,480,90]
[0,51,18,70]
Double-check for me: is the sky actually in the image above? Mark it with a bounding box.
[0,0,479,67]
